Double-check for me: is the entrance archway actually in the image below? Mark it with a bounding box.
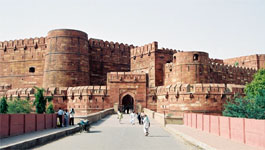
[122,94,134,114]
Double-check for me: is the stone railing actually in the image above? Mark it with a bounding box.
[143,108,183,126]
[74,108,114,123]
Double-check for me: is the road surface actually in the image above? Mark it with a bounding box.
[34,114,199,150]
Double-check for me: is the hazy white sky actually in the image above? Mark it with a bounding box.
[0,0,264,59]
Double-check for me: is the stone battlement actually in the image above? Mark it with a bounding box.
[0,37,47,53]
[130,42,158,57]
[107,72,146,83]
[89,38,134,51]
[156,83,244,95]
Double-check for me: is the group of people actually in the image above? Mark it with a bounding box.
[118,110,150,136]
[57,108,75,127]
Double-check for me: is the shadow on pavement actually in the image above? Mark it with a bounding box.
[147,135,170,138]
[88,130,101,133]
[91,114,112,126]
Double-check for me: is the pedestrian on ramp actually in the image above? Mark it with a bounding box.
[143,114,150,136]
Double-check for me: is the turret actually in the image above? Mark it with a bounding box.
[43,29,90,88]
[173,51,209,84]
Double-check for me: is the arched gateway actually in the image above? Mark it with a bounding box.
[121,94,134,114]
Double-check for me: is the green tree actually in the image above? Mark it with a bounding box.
[7,98,32,114]
[0,97,8,113]
[33,87,53,114]
[245,69,265,96]
[46,103,55,114]
[223,91,265,119]
[223,69,265,119]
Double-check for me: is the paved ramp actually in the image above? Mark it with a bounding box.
[34,114,197,150]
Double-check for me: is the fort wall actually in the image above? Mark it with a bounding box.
[130,42,177,87]
[0,37,46,88]
[156,83,245,117]
[164,51,257,86]
[89,39,133,85]
[223,54,265,69]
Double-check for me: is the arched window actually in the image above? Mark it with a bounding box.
[193,54,199,61]
[29,67,35,73]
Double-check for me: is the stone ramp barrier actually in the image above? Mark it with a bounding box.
[0,108,114,150]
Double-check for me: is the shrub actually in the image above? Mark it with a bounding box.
[0,97,8,113]
[46,103,55,114]
[33,87,53,114]
[7,98,32,114]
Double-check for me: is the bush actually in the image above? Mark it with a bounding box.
[7,98,32,114]
[223,90,265,119]
[33,87,53,114]
[223,69,265,119]
[46,103,55,114]
[0,97,8,113]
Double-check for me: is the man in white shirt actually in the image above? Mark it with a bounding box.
[57,108,64,127]
[130,111,136,125]
[143,114,150,136]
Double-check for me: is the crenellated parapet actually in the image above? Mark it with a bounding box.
[5,88,35,99]
[107,72,146,83]
[89,38,134,51]
[155,83,245,116]
[156,83,244,96]
[130,41,158,58]
[0,37,47,54]
[223,54,265,70]
[209,61,257,74]
[67,86,107,96]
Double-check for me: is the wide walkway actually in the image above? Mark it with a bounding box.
[34,114,198,150]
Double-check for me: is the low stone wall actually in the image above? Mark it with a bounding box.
[184,113,265,149]
[74,108,114,124]
[0,114,57,139]
[143,108,183,126]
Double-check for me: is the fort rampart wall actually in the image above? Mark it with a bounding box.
[88,39,134,85]
[223,54,265,70]
[155,83,245,117]
[164,51,257,86]
[0,37,46,88]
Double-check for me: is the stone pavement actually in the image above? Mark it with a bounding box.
[166,124,263,150]
[34,114,199,150]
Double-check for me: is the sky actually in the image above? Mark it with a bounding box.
[0,0,264,59]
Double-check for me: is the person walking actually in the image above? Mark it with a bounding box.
[117,110,123,123]
[69,108,75,125]
[57,108,64,127]
[64,109,69,127]
[143,114,150,136]
[130,111,136,125]
[137,112,142,125]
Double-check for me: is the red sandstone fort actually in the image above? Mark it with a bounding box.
[0,29,264,116]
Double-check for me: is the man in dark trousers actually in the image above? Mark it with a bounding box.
[57,107,64,127]
[137,112,142,124]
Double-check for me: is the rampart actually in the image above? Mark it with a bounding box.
[155,83,245,117]
[130,42,177,87]
[223,54,265,69]
[0,37,47,88]
[89,39,134,85]
[164,51,257,85]
[0,29,134,89]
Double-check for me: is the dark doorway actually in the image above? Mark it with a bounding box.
[122,95,134,114]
